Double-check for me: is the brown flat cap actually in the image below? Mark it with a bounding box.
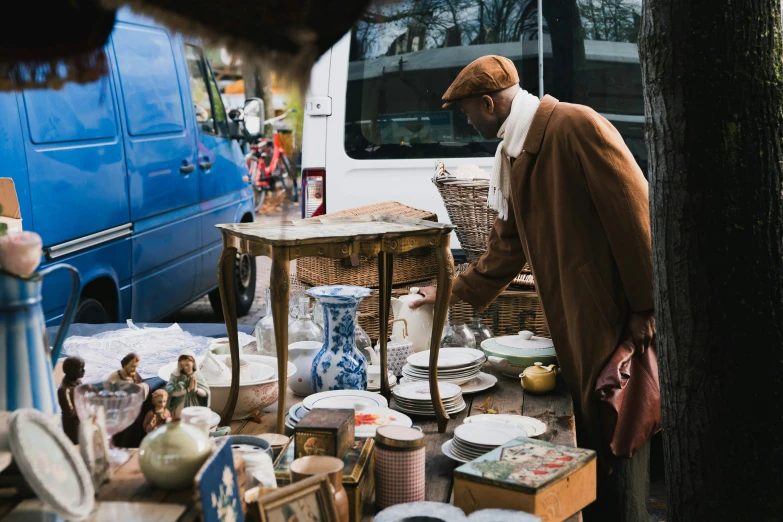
[442,55,519,108]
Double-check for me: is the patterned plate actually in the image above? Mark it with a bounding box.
[392,381,463,402]
[354,407,412,438]
[407,348,485,370]
[303,390,388,411]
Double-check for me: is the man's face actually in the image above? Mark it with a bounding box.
[458,96,501,139]
[125,358,139,376]
[77,361,85,379]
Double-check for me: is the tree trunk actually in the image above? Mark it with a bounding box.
[639,1,783,519]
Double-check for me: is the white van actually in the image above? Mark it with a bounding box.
[301,0,646,251]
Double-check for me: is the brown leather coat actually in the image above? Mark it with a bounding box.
[452,96,654,456]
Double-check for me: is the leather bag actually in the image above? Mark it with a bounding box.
[595,337,661,458]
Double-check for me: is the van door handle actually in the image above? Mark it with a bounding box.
[199,161,213,170]
[180,164,196,174]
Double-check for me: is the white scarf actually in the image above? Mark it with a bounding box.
[489,89,541,220]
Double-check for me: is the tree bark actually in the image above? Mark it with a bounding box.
[639,1,783,519]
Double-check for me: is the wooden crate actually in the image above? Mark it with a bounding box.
[295,201,439,288]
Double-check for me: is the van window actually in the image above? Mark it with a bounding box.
[542,0,646,172]
[345,0,540,160]
[23,78,116,144]
[113,26,185,136]
[185,44,229,136]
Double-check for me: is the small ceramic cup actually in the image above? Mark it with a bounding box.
[209,338,231,355]
[290,456,349,522]
[181,406,213,435]
[367,364,382,388]
[223,355,253,382]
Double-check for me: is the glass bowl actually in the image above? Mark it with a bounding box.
[74,381,144,464]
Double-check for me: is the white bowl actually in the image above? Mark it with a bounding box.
[157,355,296,420]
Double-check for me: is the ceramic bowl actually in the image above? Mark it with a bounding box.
[158,355,296,420]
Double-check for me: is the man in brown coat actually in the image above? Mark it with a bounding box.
[414,56,656,520]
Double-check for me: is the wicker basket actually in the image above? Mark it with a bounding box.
[295,201,439,288]
[432,176,495,263]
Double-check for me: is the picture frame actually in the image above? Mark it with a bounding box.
[195,438,244,522]
[78,405,112,488]
[7,409,95,521]
[256,474,339,522]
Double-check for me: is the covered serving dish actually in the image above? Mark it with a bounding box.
[480,330,557,378]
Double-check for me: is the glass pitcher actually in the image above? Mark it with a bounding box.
[254,288,295,357]
[288,297,324,344]
[470,314,494,344]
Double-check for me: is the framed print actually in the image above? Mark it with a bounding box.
[78,405,112,488]
[195,438,244,522]
[8,409,95,521]
[256,474,338,522]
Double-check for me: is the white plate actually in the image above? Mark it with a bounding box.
[463,414,547,437]
[392,381,462,402]
[402,363,483,375]
[459,373,498,394]
[288,403,307,422]
[395,401,467,417]
[441,439,469,463]
[455,423,528,447]
[354,407,413,438]
[407,348,485,370]
[303,390,388,411]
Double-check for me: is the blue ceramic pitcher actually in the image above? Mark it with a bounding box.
[0,264,80,413]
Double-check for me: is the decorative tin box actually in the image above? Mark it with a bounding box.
[276,438,375,522]
[294,408,355,459]
[453,437,596,522]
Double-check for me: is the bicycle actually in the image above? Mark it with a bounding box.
[245,109,298,211]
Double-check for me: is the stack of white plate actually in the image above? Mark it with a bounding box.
[286,390,415,438]
[391,381,466,417]
[401,348,486,385]
[442,422,529,463]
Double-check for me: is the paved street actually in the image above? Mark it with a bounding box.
[165,192,300,327]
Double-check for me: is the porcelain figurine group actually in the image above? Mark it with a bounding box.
[58,349,212,442]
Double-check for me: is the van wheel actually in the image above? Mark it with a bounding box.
[73,298,110,324]
[208,253,256,318]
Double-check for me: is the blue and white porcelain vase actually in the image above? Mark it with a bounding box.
[307,285,373,393]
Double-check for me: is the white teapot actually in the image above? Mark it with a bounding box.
[390,287,433,353]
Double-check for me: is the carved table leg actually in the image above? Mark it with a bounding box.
[429,235,454,433]
[378,252,394,400]
[218,242,240,425]
[270,248,291,434]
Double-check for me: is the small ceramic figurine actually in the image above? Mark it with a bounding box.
[58,356,85,444]
[143,389,172,433]
[165,349,210,420]
[105,352,150,399]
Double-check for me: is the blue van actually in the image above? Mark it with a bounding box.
[1,10,257,325]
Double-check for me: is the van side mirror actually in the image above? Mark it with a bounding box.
[242,98,264,138]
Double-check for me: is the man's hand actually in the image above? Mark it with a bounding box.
[626,311,656,353]
[408,286,461,309]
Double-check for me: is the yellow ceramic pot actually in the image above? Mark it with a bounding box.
[519,362,558,394]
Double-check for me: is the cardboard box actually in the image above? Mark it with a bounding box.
[294,408,355,460]
[453,437,596,522]
[275,438,375,522]
[0,178,22,232]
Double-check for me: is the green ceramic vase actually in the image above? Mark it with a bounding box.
[139,420,212,489]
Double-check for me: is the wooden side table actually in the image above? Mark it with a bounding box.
[216,216,456,434]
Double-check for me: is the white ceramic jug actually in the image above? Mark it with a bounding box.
[390,288,433,353]
[287,341,321,396]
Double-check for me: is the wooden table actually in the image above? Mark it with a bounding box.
[230,365,583,522]
[216,216,456,433]
[0,369,581,521]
